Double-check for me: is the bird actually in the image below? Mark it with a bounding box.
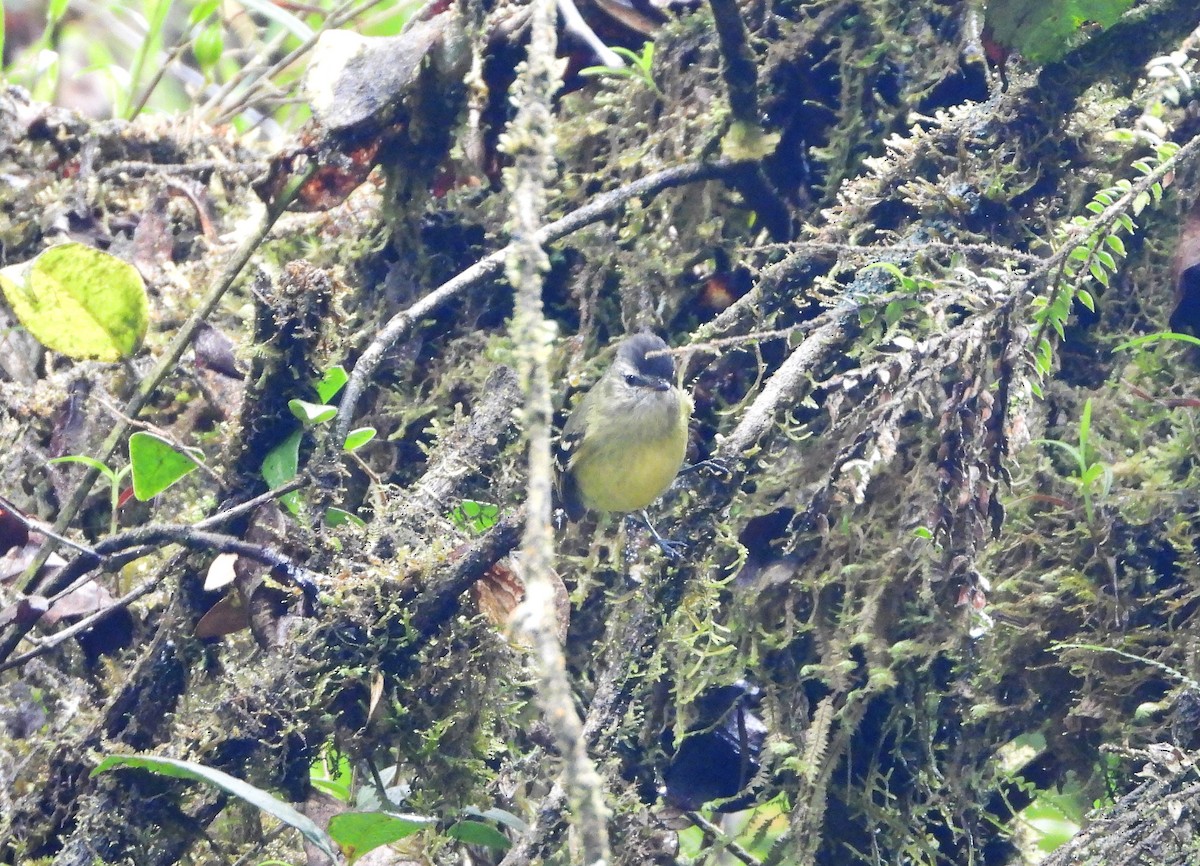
[557,332,692,557]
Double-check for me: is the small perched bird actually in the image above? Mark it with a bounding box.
[558,332,692,555]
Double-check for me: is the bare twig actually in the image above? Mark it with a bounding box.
[0,570,163,674]
[719,317,848,459]
[194,477,309,531]
[96,160,267,180]
[0,522,316,674]
[127,39,190,121]
[556,0,624,68]
[0,495,99,557]
[210,0,390,125]
[47,523,316,606]
[332,158,737,447]
[685,810,763,866]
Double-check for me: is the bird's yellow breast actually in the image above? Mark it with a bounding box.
[570,405,689,513]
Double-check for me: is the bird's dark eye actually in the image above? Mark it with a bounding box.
[625,373,638,385]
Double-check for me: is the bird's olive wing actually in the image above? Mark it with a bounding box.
[555,390,593,522]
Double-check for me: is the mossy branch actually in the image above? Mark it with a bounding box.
[501,0,611,858]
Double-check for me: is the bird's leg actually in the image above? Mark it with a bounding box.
[632,510,686,560]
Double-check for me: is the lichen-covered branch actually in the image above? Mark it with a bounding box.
[502,0,611,858]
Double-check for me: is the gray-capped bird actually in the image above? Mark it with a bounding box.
[558,332,693,556]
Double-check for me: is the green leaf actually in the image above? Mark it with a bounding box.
[92,755,338,861]
[289,399,338,426]
[1037,438,1084,467]
[1076,289,1095,312]
[1078,398,1092,450]
[310,748,354,803]
[193,23,224,71]
[862,261,908,284]
[325,507,366,528]
[327,811,437,863]
[262,430,302,488]
[49,454,118,482]
[446,819,511,850]
[984,0,1135,64]
[462,806,528,833]
[1114,331,1200,351]
[128,432,199,501]
[1089,262,1110,287]
[262,429,303,515]
[343,427,377,452]
[311,776,353,802]
[449,500,500,534]
[0,243,148,361]
[188,0,221,25]
[317,365,349,404]
[579,65,637,82]
[1105,235,1126,256]
[1049,293,1073,318]
[881,300,902,326]
[721,120,782,162]
[1036,338,1053,374]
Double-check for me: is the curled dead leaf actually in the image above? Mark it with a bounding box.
[472,554,569,644]
[194,592,250,640]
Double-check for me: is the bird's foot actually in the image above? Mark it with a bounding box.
[679,457,732,480]
[652,535,688,561]
[633,511,686,561]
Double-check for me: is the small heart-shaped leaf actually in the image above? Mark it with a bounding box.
[128,432,199,501]
[289,399,337,426]
[343,427,376,452]
[316,365,349,403]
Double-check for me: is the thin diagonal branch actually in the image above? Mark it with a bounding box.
[332,157,736,447]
